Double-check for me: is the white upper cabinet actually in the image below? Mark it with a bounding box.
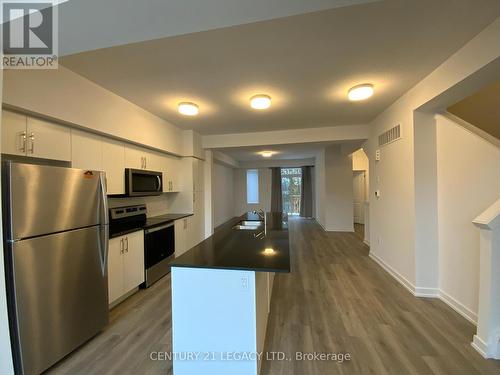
[124,144,159,171]
[1,110,71,161]
[192,158,204,192]
[162,155,180,193]
[102,139,125,195]
[1,110,27,156]
[178,157,204,193]
[70,131,126,195]
[71,130,102,170]
[27,117,71,161]
[124,144,145,170]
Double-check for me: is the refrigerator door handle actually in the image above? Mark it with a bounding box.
[99,172,109,225]
[98,171,109,275]
[99,225,109,276]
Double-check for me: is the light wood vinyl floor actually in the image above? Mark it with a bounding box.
[47,217,500,375]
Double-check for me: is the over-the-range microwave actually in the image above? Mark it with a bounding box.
[125,168,163,196]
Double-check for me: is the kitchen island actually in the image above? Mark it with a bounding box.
[170,212,290,375]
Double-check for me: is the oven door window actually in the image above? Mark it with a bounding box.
[145,225,175,268]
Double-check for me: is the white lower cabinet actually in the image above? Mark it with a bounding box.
[108,230,144,305]
[174,217,190,257]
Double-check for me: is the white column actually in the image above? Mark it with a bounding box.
[472,198,500,359]
[323,145,354,232]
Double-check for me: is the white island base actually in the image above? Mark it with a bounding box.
[171,267,275,375]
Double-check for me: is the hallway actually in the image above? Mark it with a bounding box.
[261,217,500,374]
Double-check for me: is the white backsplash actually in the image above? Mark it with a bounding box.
[108,195,170,217]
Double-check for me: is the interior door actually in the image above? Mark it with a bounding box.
[11,226,108,375]
[353,171,366,224]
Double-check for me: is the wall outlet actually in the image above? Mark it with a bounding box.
[375,149,381,161]
[377,236,382,245]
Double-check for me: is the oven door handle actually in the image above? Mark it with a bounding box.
[145,222,174,234]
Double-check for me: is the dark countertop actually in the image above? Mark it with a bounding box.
[144,213,193,228]
[109,213,193,238]
[170,212,290,273]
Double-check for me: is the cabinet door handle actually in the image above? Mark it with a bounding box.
[125,237,129,252]
[145,157,147,169]
[120,238,124,254]
[18,131,27,153]
[28,133,35,154]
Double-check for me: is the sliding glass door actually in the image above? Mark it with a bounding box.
[281,168,302,215]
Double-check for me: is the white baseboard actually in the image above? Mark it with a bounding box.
[439,289,478,325]
[369,252,416,295]
[414,287,439,298]
[472,335,488,358]
[369,251,478,326]
[316,220,326,231]
[363,239,370,246]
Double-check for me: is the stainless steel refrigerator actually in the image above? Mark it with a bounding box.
[2,162,109,375]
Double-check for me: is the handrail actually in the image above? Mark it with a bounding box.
[473,198,500,230]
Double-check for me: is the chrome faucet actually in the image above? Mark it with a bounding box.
[253,209,267,235]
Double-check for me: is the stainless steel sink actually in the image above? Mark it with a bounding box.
[232,220,263,230]
[233,225,262,230]
[239,220,262,226]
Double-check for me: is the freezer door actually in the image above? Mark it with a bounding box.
[9,226,108,375]
[4,162,108,240]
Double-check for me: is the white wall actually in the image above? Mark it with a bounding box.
[315,150,326,228]
[213,162,236,227]
[204,150,214,237]
[436,114,500,319]
[202,124,369,149]
[234,168,271,215]
[367,18,500,292]
[324,145,354,232]
[0,67,15,375]
[3,67,185,156]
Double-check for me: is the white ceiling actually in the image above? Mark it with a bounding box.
[60,0,500,135]
[216,141,355,161]
[58,0,376,56]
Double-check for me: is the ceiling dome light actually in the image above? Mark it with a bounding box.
[250,94,271,110]
[178,102,199,116]
[261,151,273,158]
[348,84,374,101]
